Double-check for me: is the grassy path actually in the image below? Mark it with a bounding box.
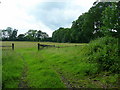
[18,65,28,88]
[18,55,28,88]
[17,50,34,88]
[15,47,104,88]
[16,48,65,88]
[14,52,29,88]
[21,47,80,88]
[2,41,119,88]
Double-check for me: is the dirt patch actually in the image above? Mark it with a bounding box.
[18,65,28,88]
[58,71,73,88]
[16,52,29,88]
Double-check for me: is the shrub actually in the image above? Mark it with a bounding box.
[82,36,119,73]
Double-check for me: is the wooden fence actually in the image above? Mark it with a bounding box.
[1,43,84,51]
[0,43,14,50]
[37,43,84,50]
[1,43,56,51]
[38,43,55,50]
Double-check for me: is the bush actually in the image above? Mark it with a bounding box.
[82,36,119,73]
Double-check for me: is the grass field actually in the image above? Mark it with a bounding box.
[2,39,119,88]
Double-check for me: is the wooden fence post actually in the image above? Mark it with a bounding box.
[12,43,14,50]
[38,43,40,50]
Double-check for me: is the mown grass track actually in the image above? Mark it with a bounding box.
[2,39,119,88]
[2,41,82,88]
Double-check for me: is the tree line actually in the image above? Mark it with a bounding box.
[0,2,119,43]
[52,2,120,43]
[0,27,51,41]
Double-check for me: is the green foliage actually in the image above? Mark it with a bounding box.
[82,36,119,73]
[52,27,71,43]
[101,2,119,37]
[17,34,26,41]
[1,28,49,41]
[52,2,119,43]
[23,30,49,41]
[2,27,18,41]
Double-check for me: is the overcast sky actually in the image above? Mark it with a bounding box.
[0,0,96,37]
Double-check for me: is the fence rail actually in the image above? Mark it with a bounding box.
[1,43,84,51]
[38,43,55,50]
[37,43,84,50]
[0,43,14,50]
[0,46,11,47]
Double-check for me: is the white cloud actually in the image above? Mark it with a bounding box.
[0,0,96,37]
[0,0,53,36]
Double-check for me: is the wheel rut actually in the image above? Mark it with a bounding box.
[58,71,73,88]
[18,65,28,88]
[16,52,29,88]
[52,66,75,89]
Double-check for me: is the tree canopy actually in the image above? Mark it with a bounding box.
[1,2,119,43]
[1,28,49,41]
[52,2,119,43]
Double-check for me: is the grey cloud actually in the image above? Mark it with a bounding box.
[28,2,86,30]
[37,2,66,10]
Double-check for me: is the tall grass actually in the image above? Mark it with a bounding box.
[20,48,65,88]
[2,37,119,88]
[2,50,24,88]
[25,36,119,88]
